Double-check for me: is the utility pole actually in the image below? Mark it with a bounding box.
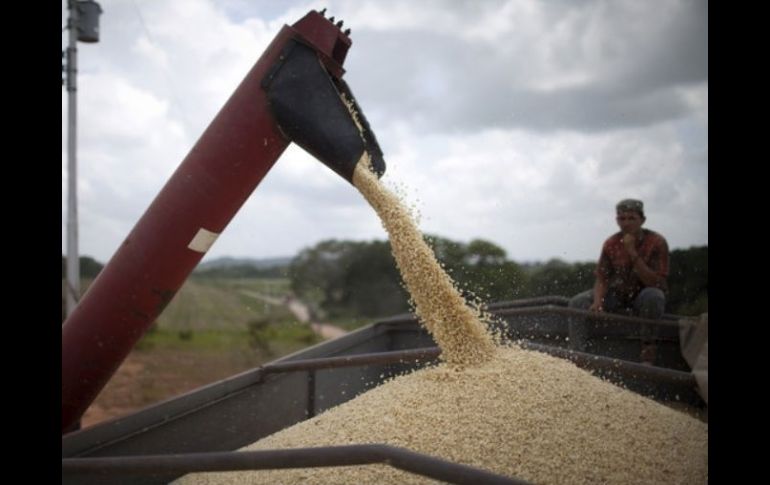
[64,0,101,318]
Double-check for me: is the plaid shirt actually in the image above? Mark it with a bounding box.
[595,229,669,306]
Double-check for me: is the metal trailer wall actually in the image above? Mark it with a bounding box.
[62,302,703,484]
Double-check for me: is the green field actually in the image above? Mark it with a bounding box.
[63,275,378,359]
[157,277,294,331]
[64,277,295,329]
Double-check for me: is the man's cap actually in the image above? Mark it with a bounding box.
[616,198,644,216]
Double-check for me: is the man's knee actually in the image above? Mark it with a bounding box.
[637,288,665,319]
[569,290,593,310]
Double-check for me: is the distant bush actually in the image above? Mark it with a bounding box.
[247,317,319,355]
[194,265,289,279]
[61,255,104,279]
[666,246,708,315]
[247,318,274,353]
[178,329,194,341]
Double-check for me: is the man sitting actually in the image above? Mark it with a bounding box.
[568,199,669,364]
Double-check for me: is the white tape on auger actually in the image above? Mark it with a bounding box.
[187,228,219,253]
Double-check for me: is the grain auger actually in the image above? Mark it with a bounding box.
[62,9,385,432]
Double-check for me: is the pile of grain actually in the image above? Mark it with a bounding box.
[176,155,707,484]
[178,346,707,484]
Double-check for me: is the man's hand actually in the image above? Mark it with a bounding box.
[622,233,638,260]
[589,301,603,312]
[622,233,635,251]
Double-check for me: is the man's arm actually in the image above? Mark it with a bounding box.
[630,257,664,287]
[590,243,612,312]
[590,277,608,312]
[623,234,668,288]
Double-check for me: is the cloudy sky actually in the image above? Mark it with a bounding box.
[62,0,707,265]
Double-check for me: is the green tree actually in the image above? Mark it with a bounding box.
[425,235,527,302]
[666,246,708,315]
[289,239,350,310]
[341,241,410,317]
[289,240,410,318]
[62,255,105,323]
[525,259,596,298]
[61,255,104,279]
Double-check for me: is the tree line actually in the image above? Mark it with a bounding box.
[61,238,708,323]
[288,236,708,319]
[61,256,105,322]
[61,255,104,279]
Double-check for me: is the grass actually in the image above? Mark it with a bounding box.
[155,277,293,330]
[65,276,377,333]
[136,321,321,353]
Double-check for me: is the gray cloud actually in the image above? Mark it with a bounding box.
[345,0,706,134]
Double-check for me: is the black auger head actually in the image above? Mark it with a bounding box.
[261,11,386,183]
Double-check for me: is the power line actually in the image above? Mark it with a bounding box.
[130,0,154,44]
[129,0,194,134]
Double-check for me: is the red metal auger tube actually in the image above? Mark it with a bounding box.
[62,10,383,433]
